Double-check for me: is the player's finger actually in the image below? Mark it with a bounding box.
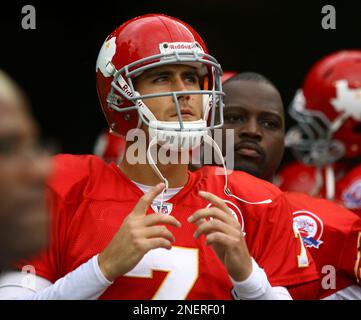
[193,218,239,239]
[144,213,181,228]
[132,183,165,215]
[194,217,206,228]
[205,231,233,247]
[144,238,173,251]
[188,207,233,224]
[198,191,233,217]
[143,225,176,243]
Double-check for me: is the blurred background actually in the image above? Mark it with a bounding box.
[0,0,360,166]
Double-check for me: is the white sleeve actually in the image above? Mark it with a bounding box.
[230,257,293,300]
[0,254,112,300]
[322,285,361,300]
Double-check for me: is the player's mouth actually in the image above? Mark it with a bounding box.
[234,141,264,159]
[170,108,196,121]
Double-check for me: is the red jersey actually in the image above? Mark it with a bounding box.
[20,155,318,299]
[336,164,361,218]
[285,192,361,299]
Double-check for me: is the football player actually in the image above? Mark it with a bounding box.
[278,51,361,218]
[220,71,361,299]
[0,70,50,269]
[0,14,318,299]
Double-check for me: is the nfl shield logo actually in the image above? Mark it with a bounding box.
[151,201,173,215]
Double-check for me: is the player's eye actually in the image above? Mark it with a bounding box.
[184,74,199,84]
[261,118,281,130]
[0,136,56,160]
[224,114,245,123]
[0,138,18,156]
[153,75,169,83]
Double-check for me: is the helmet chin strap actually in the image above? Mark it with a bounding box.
[310,165,335,200]
[322,112,347,200]
[203,135,272,205]
[147,137,168,211]
[146,134,272,214]
[325,164,335,200]
[310,167,324,197]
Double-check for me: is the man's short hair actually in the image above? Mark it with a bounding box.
[223,71,276,89]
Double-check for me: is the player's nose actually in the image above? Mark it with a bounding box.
[173,78,191,102]
[238,118,262,140]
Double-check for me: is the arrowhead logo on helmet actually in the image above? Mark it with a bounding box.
[331,80,361,121]
[96,37,117,77]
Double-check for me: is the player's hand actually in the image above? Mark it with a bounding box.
[98,182,181,282]
[188,191,252,282]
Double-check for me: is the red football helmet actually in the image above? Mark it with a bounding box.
[93,129,126,164]
[276,161,325,196]
[95,14,224,150]
[221,71,237,84]
[286,50,361,166]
